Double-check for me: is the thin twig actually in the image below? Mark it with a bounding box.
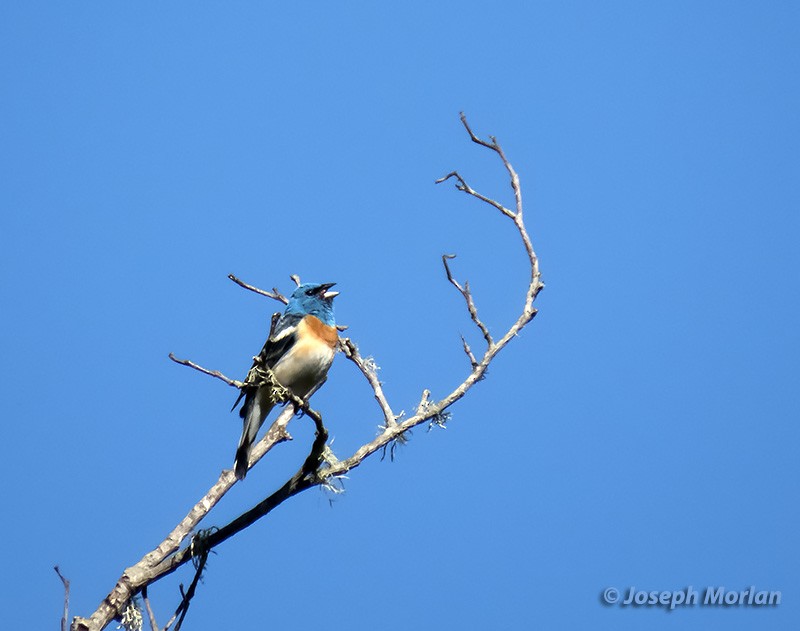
[231,273,349,333]
[416,389,431,414]
[168,547,208,631]
[340,338,397,428]
[54,566,70,631]
[141,587,158,631]
[456,112,543,302]
[228,274,288,304]
[168,353,243,388]
[442,254,493,347]
[460,335,479,370]
[458,111,497,150]
[162,598,178,631]
[435,171,516,219]
[460,112,520,210]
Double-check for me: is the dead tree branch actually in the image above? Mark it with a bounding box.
[72,114,543,631]
[340,338,397,428]
[135,407,329,594]
[442,253,493,347]
[163,535,210,631]
[71,359,326,631]
[227,274,288,304]
[70,404,296,631]
[317,111,544,482]
[54,566,70,631]
[167,354,242,388]
[141,587,158,631]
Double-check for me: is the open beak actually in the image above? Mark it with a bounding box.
[319,283,339,300]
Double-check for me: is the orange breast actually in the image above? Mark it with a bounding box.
[304,315,339,348]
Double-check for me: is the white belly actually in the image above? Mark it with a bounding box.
[272,336,335,397]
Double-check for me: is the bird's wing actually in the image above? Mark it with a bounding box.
[232,313,303,416]
[258,312,303,368]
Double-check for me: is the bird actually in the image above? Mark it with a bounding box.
[232,282,339,480]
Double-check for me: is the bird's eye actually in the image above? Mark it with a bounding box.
[306,288,315,296]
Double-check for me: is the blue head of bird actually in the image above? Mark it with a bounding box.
[285,283,338,326]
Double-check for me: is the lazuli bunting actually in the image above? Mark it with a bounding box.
[233,282,339,480]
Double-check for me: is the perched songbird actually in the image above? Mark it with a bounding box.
[233,282,339,480]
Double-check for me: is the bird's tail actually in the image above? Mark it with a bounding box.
[234,395,273,480]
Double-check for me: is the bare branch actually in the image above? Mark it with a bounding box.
[460,335,479,370]
[283,389,325,428]
[162,608,177,631]
[168,353,242,389]
[141,587,158,631]
[317,114,544,482]
[339,338,397,428]
[442,254,493,347]
[456,112,543,302]
[54,566,70,631]
[458,111,497,150]
[416,389,431,414]
[143,409,329,586]
[228,274,288,304]
[164,538,209,631]
[230,274,349,334]
[74,114,543,631]
[71,405,295,631]
[435,171,516,219]
[71,371,327,631]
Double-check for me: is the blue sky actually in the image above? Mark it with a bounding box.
[1,2,798,630]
